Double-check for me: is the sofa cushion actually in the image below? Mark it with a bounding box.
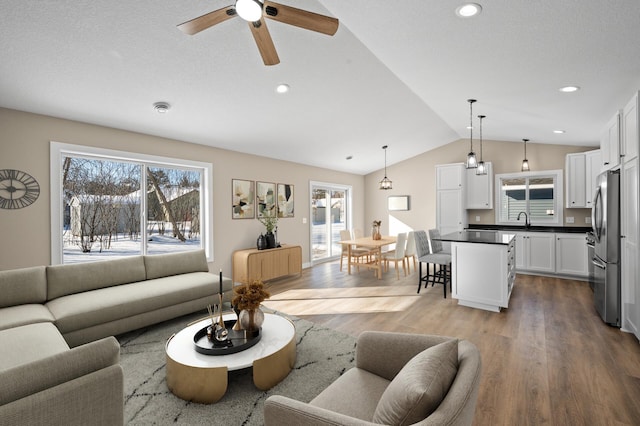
[47,272,224,334]
[144,249,209,280]
[373,339,459,425]
[310,367,390,421]
[46,256,146,300]
[0,323,69,372]
[0,266,47,308]
[0,304,55,331]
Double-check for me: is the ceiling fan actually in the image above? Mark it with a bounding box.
[177,0,339,66]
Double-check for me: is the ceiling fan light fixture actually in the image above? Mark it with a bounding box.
[456,3,482,18]
[235,0,263,22]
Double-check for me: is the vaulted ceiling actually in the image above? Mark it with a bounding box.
[1,0,639,174]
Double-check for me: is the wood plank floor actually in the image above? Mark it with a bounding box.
[261,260,640,425]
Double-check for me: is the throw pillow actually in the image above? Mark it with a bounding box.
[372,339,459,425]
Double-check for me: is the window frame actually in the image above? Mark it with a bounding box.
[494,169,564,227]
[50,142,213,264]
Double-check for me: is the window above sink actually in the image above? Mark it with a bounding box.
[495,170,564,227]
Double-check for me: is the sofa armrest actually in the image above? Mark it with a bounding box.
[264,395,379,426]
[0,336,120,406]
[355,331,453,381]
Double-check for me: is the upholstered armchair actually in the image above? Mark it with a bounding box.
[264,331,482,426]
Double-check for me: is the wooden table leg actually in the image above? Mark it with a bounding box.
[347,245,352,275]
[376,247,382,279]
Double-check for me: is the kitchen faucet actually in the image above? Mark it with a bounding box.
[517,211,530,228]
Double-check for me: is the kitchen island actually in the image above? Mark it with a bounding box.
[435,230,516,312]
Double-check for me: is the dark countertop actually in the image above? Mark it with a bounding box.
[437,230,515,245]
[467,224,591,234]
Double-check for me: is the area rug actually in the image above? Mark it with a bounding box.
[117,310,356,425]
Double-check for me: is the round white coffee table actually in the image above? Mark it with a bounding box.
[165,312,296,403]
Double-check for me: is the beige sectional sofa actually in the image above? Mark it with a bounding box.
[0,249,232,426]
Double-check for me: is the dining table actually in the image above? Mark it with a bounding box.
[338,235,397,279]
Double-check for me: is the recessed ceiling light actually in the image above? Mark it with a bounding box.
[553,130,566,134]
[276,84,290,94]
[456,3,482,18]
[559,86,580,93]
[153,102,170,113]
[346,155,353,160]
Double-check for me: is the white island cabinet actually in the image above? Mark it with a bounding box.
[436,231,516,313]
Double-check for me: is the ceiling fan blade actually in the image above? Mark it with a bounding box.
[263,1,339,36]
[177,5,237,35]
[248,18,280,66]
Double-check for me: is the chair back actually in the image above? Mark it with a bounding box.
[394,233,407,258]
[340,230,353,253]
[428,229,444,253]
[353,228,364,239]
[405,231,416,256]
[414,230,431,258]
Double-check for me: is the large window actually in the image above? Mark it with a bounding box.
[51,142,213,264]
[495,170,563,226]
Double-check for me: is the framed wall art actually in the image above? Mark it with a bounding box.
[256,181,276,218]
[277,183,294,218]
[388,195,410,211]
[232,179,255,219]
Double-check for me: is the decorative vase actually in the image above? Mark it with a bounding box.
[257,234,267,250]
[239,308,264,332]
[265,231,276,249]
[372,225,381,240]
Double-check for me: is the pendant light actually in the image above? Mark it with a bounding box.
[465,99,478,168]
[476,114,487,175]
[521,138,530,171]
[379,145,392,190]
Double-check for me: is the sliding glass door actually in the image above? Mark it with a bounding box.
[310,182,351,263]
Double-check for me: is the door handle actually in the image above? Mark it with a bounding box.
[592,257,606,269]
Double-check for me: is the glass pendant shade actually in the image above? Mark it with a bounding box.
[236,0,263,22]
[476,114,487,175]
[521,138,530,171]
[379,145,392,190]
[465,99,478,168]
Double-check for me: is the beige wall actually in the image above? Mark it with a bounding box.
[364,139,596,235]
[0,108,365,271]
[0,106,597,271]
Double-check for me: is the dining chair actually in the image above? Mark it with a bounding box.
[353,228,374,261]
[339,230,368,272]
[382,232,407,279]
[415,230,451,298]
[404,231,417,273]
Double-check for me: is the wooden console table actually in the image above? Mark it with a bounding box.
[232,245,302,283]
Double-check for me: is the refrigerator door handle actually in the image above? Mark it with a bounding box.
[592,257,606,269]
[592,186,602,241]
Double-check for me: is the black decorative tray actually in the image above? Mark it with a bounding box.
[193,319,261,355]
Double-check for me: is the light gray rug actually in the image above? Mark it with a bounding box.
[117,310,356,425]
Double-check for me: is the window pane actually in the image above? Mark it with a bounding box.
[529,177,555,221]
[146,166,202,255]
[499,177,526,222]
[62,156,142,263]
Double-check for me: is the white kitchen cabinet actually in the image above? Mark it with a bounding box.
[436,164,467,235]
[585,149,602,208]
[566,153,587,208]
[620,92,639,340]
[621,158,639,338]
[515,232,556,273]
[621,92,638,161]
[451,235,515,312]
[555,233,588,277]
[566,149,602,209]
[600,111,620,170]
[466,162,493,209]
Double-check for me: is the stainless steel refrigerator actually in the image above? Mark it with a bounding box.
[591,169,621,327]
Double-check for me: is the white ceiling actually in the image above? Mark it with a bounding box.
[1,0,639,174]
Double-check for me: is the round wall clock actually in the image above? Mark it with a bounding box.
[0,169,40,209]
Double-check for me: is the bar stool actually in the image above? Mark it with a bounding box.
[414,230,451,298]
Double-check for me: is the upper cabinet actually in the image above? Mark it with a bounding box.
[436,164,467,235]
[466,162,493,209]
[436,163,464,190]
[600,111,621,170]
[566,150,601,208]
[621,92,639,161]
